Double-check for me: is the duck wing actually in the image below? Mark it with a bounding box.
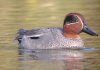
[16,28,63,49]
[16,28,46,41]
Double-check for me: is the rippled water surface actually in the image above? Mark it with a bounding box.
[0,48,100,70]
[0,0,100,70]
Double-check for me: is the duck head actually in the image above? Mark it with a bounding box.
[63,13,98,38]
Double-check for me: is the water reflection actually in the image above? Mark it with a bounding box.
[18,49,84,70]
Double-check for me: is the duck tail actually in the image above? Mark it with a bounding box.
[15,29,26,43]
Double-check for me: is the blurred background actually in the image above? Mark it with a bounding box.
[0,0,100,70]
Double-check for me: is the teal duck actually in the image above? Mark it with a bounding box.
[16,13,98,49]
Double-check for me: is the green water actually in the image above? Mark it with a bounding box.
[0,0,100,70]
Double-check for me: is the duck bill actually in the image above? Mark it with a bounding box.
[82,26,98,36]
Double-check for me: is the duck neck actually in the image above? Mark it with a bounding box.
[63,32,80,39]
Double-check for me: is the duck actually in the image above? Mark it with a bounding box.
[16,13,98,49]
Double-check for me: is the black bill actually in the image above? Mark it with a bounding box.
[82,25,98,36]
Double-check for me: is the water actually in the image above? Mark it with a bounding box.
[0,0,100,70]
[1,48,99,70]
[18,48,100,70]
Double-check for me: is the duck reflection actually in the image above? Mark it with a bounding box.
[18,48,84,70]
